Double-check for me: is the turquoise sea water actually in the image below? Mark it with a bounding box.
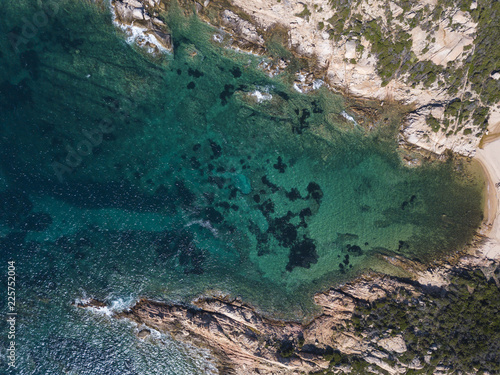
[0,1,484,373]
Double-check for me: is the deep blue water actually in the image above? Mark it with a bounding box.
[0,1,484,373]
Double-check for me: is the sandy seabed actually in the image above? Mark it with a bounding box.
[475,137,500,260]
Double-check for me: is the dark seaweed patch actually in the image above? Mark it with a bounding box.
[217,201,230,210]
[0,190,34,228]
[258,199,275,216]
[398,240,410,251]
[273,156,287,173]
[154,230,177,261]
[207,176,226,189]
[187,81,196,89]
[177,231,205,275]
[174,180,196,207]
[76,237,92,249]
[229,188,238,199]
[311,100,323,114]
[190,156,201,169]
[299,207,312,219]
[285,188,302,201]
[203,207,224,224]
[208,139,222,158]
[300,109,311,123]
[219,84,235,105]
[269,213,297,247]
[261,175,279,193]
[203,192,215,205]
[343,254,350,265]
[59,31,85,52]
[276,91,289,100]
[307,182,323,203]
[0,79,32,110]
[192,143,201,151]
[286,238,318,271]
[346,244,363,256]
[188,68,204,78]
[292,109,311,134]
[230,66,242,78]
[401,195,418,210]
[249,222,270,256]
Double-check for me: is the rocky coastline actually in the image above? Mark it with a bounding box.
[78,1,500,373]
[111,0,500,157]
[77,233,499,374]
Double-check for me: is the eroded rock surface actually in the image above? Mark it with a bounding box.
[109,0,500,156]
[75,238,500,375]
[111,0,173,54]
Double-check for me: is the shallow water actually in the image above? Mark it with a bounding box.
[0,1,484,373]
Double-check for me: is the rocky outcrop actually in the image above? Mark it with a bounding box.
[81,274,398,374]
[220,10,264,46]
[99,2,500,373]
[402,102,478,156]
[75,234,500,375]
[220,0,487,157]
[111,0,173,54]
[108,0,499,156]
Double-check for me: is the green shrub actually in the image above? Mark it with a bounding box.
[427,115,440,132]
[295,4,311,19]
[349,269,500,373]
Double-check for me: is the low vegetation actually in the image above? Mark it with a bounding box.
[317,268,500,374]
[319,0,499,137]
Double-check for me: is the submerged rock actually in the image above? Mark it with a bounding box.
[232,173,251,194]
[137,329,151,339]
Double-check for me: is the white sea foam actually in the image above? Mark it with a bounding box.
[76,293,138,317]
[109,295,138,311]
[341,110,358,125]
[185,219,219,236]
[110,4,171,55]
[212,33,223,43]
[312,79,324,90]
[251,88,273,103]
[293,82,303,93]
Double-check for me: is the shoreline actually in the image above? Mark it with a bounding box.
[79,149,500,374]
[78,3,500,373]
[75,119,500,375]
[474,137,500,260]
